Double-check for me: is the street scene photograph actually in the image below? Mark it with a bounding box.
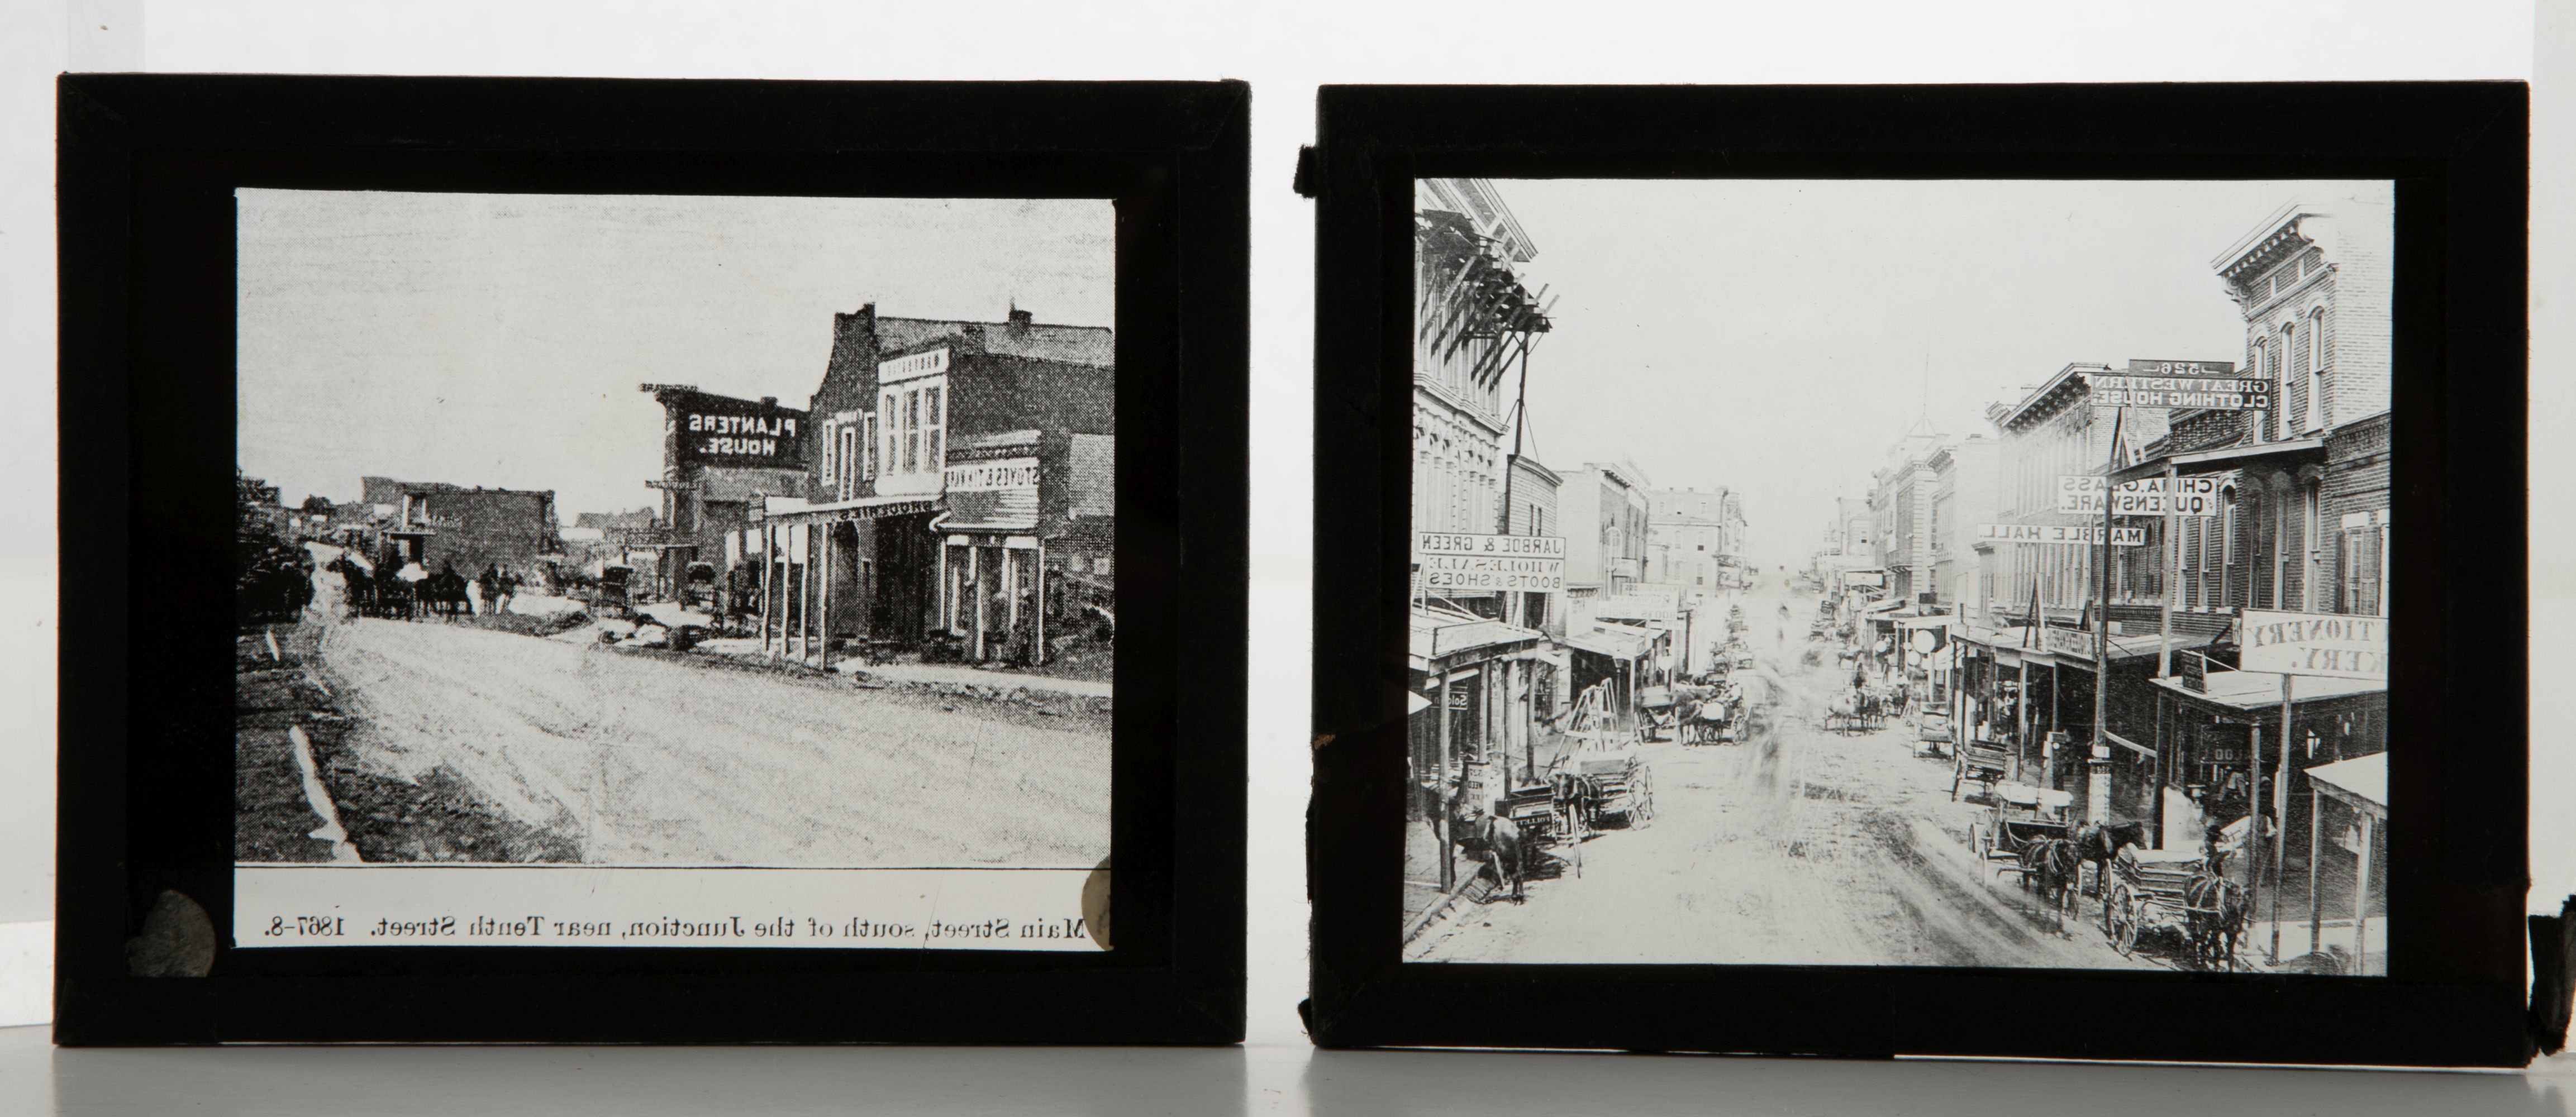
[234,189,1117,872]
[1403,177,2392,975]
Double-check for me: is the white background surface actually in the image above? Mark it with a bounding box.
[0,0,2569,1111]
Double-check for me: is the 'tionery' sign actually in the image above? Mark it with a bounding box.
[2237,609,2387,680]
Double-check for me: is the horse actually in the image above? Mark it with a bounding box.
[2184,850,2251,971]
[327,553,375,618]
[1454,810,1527,904]
[421,569,473,620]
[2018,836,2083,927]
[2069,819,2154,923]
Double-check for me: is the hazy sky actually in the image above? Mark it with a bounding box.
[237,190,1115,517]
[1485,178,2390,572]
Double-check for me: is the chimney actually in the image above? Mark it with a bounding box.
[1007,307,1034,335]
[760,397,778,407]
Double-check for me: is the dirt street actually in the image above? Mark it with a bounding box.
[292,608,1111,868]
[1411,581,2158,970]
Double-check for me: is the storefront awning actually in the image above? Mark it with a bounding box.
[2151,670,2387,710]
[2304,753,2387,818]
[1561,625,1655,661]
[2111,436,2325,485]
[1410,605,1544,667]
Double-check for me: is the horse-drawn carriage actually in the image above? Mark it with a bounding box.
[2106,846,2249,971]
[1680,684,1744,745]
[587,564,636,617]
[1950,734,2012,800]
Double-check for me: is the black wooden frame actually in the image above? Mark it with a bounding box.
[57,74,1246,1044]
[1306,82,2529,1066]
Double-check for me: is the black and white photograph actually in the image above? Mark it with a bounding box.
[232,189,1118,948]
[1401,176,2394,976]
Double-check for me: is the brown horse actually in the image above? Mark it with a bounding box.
[2070,819,2154,924]
[1455,811,1527,903]
[2018,836,2083,927]
[2184,851,2251,971]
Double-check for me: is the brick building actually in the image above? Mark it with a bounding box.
[2111,189,2393,868]
[636,387,815,599]
[754,309,1115,665]
[359,476,562,577]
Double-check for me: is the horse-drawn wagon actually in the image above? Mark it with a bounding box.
[1950,729,2015,800]
[2105,846,2249,970]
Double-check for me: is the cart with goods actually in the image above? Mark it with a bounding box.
[1496,781,1582,880]
[2104,846,2247,970]
[1969,783,2072,878]
[1636,685,1682,742]
[1950,734,2012,801]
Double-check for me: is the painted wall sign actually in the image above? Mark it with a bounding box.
[1977,523,2146,546]
[944,456,1041,493]
[2237,609,2387,679]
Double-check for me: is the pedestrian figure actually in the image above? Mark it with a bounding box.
[477,564,501,617]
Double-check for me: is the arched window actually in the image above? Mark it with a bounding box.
[2263,333,2284,441]
[2308,307,2330,431]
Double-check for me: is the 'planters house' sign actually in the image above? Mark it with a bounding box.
[667,390,812,470]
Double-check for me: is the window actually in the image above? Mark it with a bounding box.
[2339,521,2383,616]
[2265,335,2285,441]
[925,386,945,471]
[821,421,837,488]
[864,414,878,481]
[880,394,897,476]
[2308,308,2329,431]
[903,390,921,472]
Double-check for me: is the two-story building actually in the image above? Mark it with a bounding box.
[739,305,1113,667]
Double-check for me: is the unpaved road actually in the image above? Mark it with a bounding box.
[1412,583,2155,970]
[307,613,1111,868]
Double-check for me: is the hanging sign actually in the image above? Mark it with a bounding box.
[2058,474,2222,516]
[1978,523,2146,546]
[2086,362,2268,410]
[2236,609,2387,679]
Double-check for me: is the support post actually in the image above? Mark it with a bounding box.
[819,525,834,672]
[1034,540,1047,666]
[759,525,775,655]
[1436,666,1454,891]
[2093,409,2118,794]
[2273,673,2296,962]
[2351,810,2377,972]
[2246,723,2264,953]
[969,545,987,661]
[1004,547,1022,662]
[2159,461,2179,676]
[2308,786,2324,957]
